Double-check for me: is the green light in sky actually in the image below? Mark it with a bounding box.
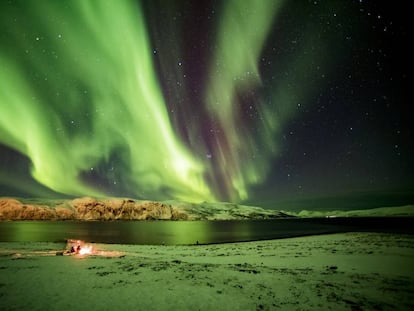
[0,0,213,202]
[204,0,285,201]
[0,0,335,203]
[202,0,333,202]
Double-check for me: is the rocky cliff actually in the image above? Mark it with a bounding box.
[0,197,289,221]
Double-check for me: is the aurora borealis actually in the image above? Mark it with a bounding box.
[0,0,412,210]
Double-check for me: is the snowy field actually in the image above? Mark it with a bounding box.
[1,232,413,310]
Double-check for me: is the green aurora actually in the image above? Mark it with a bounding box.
[1,0,411,207]
[0,0,291,202]
[1,0,213,201]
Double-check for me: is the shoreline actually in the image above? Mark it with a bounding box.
[1,232,413,310]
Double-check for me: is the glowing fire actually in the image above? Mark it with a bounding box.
[67,240,94,256]
[79,245,93,255]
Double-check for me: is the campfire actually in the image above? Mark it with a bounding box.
[79,245,93,255]
[66,239,94,256]
[59,239,126,258]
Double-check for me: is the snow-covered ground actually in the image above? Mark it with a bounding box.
[1,232,413,310]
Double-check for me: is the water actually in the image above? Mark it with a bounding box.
[0,217,413,245]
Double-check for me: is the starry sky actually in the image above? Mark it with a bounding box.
[0,0,412,211]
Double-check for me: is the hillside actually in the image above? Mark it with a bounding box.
[0,197,290,221]
[294,205,414,218]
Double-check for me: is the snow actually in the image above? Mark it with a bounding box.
[1,232,413,310]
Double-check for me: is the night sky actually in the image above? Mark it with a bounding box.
[0,0,412,211]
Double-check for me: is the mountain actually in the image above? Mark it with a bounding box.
[0,197,291,221]
[293,205,414,218]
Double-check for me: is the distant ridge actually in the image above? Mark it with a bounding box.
[293,205,414,218]
[0,197,291,221]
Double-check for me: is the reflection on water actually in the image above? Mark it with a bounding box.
[0,218,413,245]
[0,221,260,245]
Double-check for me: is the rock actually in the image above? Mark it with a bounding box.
[0,197,291,221]
[0,198,58,220]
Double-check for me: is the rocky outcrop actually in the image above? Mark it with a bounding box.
[0,198,69,220]
[0,197,289,221]
[0,197,184,221]
[71,197,176,220]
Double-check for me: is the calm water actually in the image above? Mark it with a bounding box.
[0,218,413,245]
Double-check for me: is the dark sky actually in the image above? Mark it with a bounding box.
[0,0,412,211]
